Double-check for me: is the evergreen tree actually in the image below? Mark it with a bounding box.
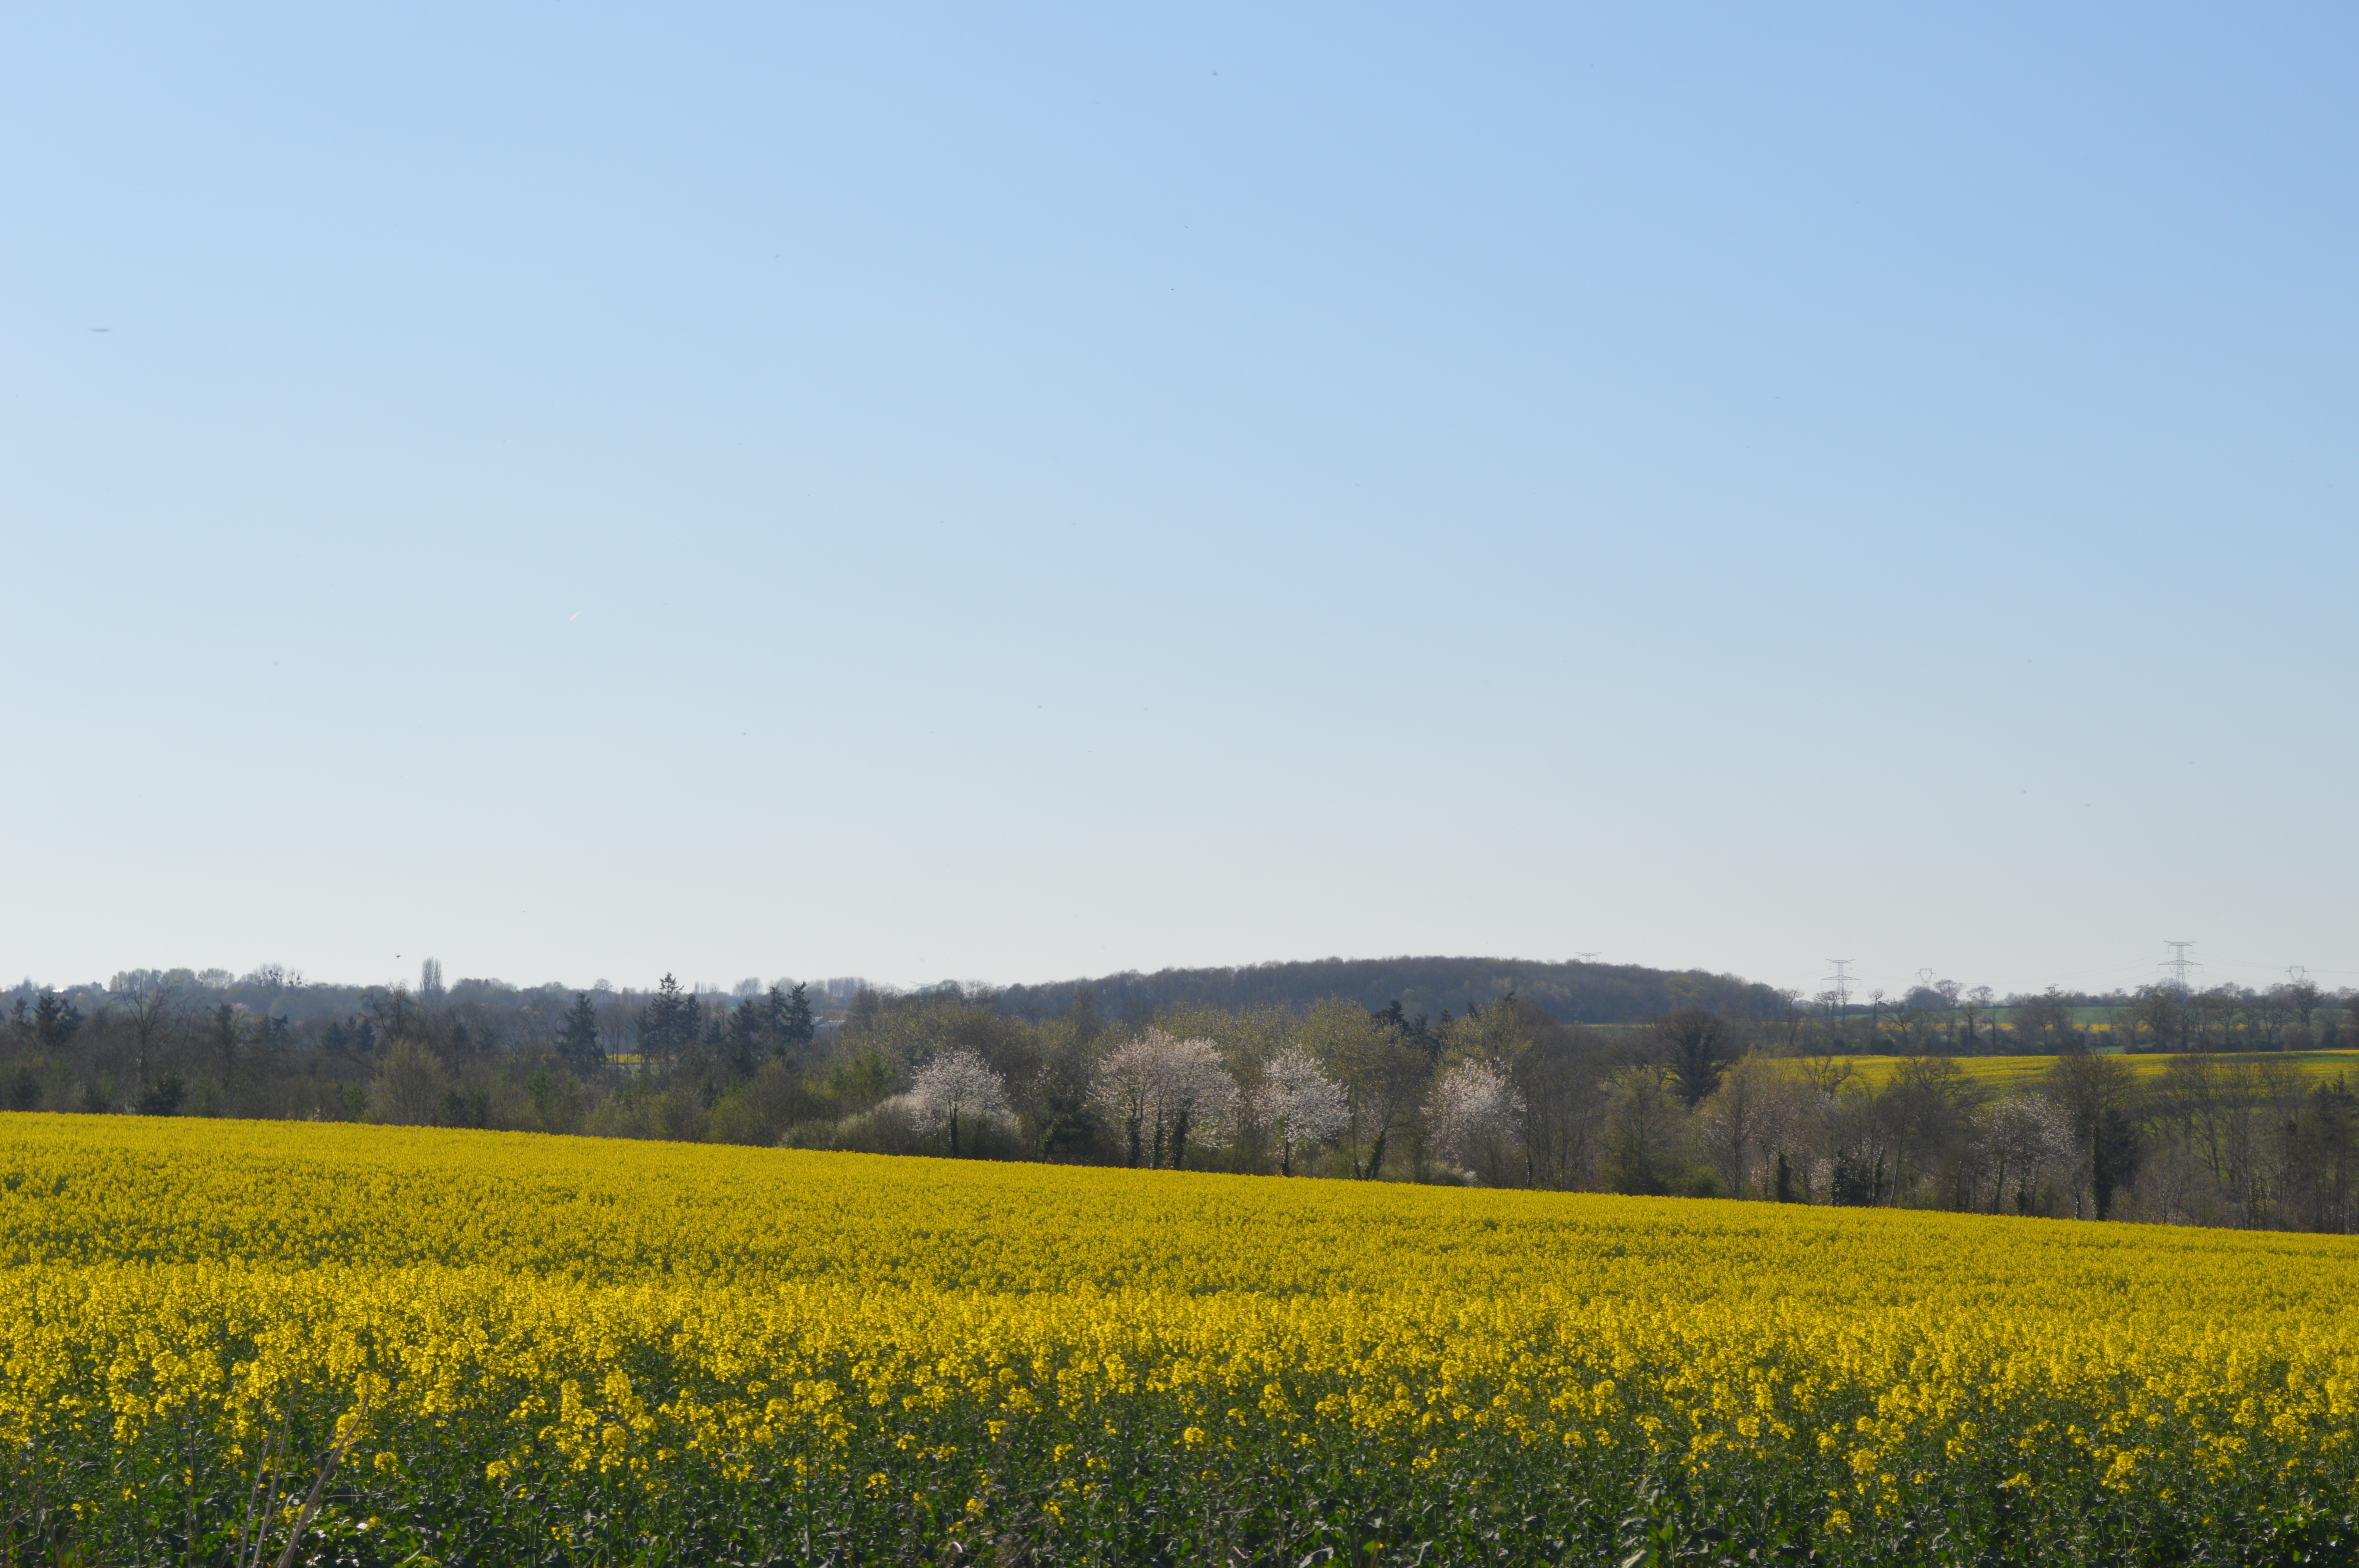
[1655,1007,1732,1108]
[722,1002,766,1077]
[32,991,82,1048]
[1373,998,1438,1059]
[207,1003,243,1089]
[641,974,699,1067]
[767,983,816,1062]
[557,993,604,1072]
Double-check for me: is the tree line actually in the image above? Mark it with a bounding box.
[5,964,2355,1233]
[1762,976,2346,1056]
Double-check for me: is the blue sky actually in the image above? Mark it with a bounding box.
[5,5,2353,1001]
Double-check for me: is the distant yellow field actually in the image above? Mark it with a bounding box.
[1788,1049,2359,1093]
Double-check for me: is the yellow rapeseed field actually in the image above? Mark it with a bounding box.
[1804,1049,2359,1095]
[2,1113,2355,1564]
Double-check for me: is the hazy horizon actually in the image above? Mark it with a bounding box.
[7,6,2353,1003]
[11,943,2331,1014]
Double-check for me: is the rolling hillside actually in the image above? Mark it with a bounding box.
[990,954,1786,1025]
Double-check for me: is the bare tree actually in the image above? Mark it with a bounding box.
[1883,1055,1976,1204]
[2278,978,2324,1045]
[1603,1066,1687,1195]
[2014,988,2076,1051]
[1797,1050,1853,1098]
[2127,984,2185,1052]
[2287,977,2324,1035]
[1697,1056,1798,1198]
[205,1003,246,1091]
[2245,989,2290,1050]
[2191,986,2240,1051]
[1510,1020,1616,1189]
[1965,986,1996,1048]
[111,969,185,1096]
[1885,995,1934,1055]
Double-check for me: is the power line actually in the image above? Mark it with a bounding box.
[2195,953,2354,975]
[2032,956,2170,986]
[2026,953,2359,992]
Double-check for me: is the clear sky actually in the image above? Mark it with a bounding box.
[5,5,2354,1003]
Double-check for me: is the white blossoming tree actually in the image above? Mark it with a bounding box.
[1976,1093,2078,1214]
[1090,1027,1238,1170]
[1423,1059,1527,1185]
[1261,1045,1348,1176]
[906,1047,1009,1156]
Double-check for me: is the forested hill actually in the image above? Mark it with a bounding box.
[990,956,1787,1027]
